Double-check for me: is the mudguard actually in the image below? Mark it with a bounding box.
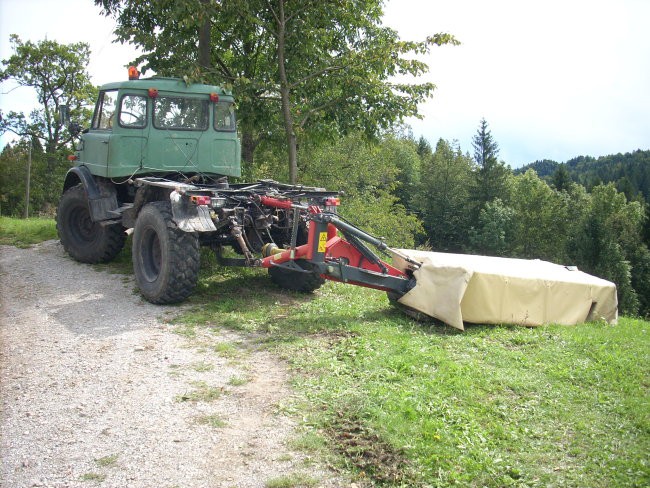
[62,166,119,222]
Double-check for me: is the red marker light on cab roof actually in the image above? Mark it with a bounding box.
[209,92,219,103]
[148,88,158,98]
[128,66,140,80]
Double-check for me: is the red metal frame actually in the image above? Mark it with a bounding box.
[259,220,407,278]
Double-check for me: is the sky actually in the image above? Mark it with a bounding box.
[1,0,649,167]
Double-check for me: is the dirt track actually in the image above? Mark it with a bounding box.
[0,240,340,487]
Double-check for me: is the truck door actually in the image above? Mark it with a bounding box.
[211,101,241,176]
[108,93,149,177]
[82,90,118,177]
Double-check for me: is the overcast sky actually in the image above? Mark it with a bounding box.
[1,0,648,167]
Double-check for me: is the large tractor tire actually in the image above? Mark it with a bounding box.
[132,201,200,304]
[268,260,325,293]
[56,184,126,263]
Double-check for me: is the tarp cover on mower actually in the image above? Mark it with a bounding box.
[392,250,618,331]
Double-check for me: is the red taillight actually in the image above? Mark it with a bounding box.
[67,154,77,161]
[324,197,340,206]
[209,92,219,103]
[128,66,140,80]
[148,88,158,98]
[190,195,211,206]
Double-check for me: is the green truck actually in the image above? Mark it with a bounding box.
[57,72,416,307]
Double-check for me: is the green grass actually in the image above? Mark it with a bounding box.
[174,266,650,488]
[175,381,223,403]
[195,413,227,428]
[265,473,319,488]
[0,216,57,247]
[95,454,119,467]
[228,375,249,386]
[80,472,106,482]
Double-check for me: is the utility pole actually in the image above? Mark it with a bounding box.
[24,137,32,219]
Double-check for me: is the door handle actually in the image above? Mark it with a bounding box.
[102,141,109,144]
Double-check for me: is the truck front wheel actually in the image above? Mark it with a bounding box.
[57,184,126,263]
[132,201,200,304]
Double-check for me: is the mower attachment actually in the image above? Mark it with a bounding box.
[258,199,418,296]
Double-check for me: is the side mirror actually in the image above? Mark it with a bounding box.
[58,105,70,125]
[58,105,82,137]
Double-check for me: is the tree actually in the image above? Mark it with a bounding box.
[509,170,569,262]
[550,163,571,192]
[567,184,645,315]
[471,118,510,213]
[413,139,474,251]
[302,133,422,248]
[468,198,515,256]
[96,0,459,183]
[0,35,97,166]
[416,136,433,160]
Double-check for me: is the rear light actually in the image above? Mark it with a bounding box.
[190,195,212,206]
[209,92,219,103]
[324,197,340,206]
[148,88,158,98]
[67,154,77,161]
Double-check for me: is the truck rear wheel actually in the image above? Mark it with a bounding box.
[56,184,126,263]
[268,260,325,293]
[132,201,200,304]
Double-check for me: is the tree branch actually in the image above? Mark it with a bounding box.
[288,65,344,90]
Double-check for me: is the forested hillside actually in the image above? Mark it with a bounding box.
[516,149,650,201]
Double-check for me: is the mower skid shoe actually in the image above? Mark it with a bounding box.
[270,260,313,273]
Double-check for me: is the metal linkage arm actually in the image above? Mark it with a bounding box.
[258,204,415,295]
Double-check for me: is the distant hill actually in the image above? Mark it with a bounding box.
[516,149,650,201]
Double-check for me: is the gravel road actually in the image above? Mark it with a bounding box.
[0,241,341,488]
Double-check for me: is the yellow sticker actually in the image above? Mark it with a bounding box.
[317,232,328,253]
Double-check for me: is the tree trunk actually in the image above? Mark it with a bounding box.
[241,129,256,166]
[276,0,298,184]
[198,0,211,70]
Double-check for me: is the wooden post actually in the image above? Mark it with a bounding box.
[24,138,32,219]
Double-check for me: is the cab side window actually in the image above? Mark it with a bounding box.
[214,102,236,131]
[119,94,147,128]
[92,90,118,130]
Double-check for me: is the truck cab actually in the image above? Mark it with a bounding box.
[75,77,241,179]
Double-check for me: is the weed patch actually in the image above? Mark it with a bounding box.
[176,381,223,403]
[94,454,118,467]
[265,472,318,488]
[80,472,106,482]
[195,413,227,428]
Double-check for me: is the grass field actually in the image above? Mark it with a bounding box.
[2,217,648,487]
[184,255,650,487]
[0,216,57,247]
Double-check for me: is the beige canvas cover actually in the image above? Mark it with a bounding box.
[392,250,618,331]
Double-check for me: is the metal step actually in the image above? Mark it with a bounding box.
[107,203,134,218]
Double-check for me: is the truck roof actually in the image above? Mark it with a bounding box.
[99,77,233,97]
